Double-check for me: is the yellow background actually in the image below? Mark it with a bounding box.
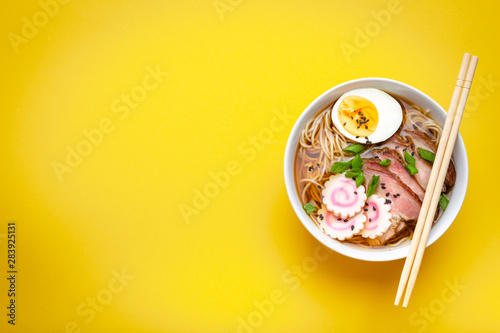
[1,0,499,332]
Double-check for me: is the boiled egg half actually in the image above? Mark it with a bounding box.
[331,88,402,144]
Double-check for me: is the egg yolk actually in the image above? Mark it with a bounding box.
[337,95,379,137]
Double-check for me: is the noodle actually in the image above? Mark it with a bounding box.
[295,95,443,247]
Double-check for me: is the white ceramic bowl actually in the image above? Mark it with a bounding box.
[284,78,468,261]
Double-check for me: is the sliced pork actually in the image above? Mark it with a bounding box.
[373,148,425,202]
[383,133,433,191]
[403,129,436,152]
[384,134,409,156]
[404,129,456,187]
[366,220,408,246]
[404,136,433,190]
[362,159,421,222]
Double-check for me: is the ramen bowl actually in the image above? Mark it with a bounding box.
[283,78,468,261]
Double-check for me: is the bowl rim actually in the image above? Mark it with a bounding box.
[283,77,468,261]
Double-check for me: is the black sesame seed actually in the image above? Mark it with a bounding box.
[412,152,415,156]
[381,183,385,185]
[364,208,368,212]
[374,156,379,159]
[337,218,342,221]
[413,124,417,129]
[393,194,397,198]
[373,206,376,211]
[351,225,354,231]
[365,136,368,139]
[369,218,372,222]
[385,193,390,197]
[385,199,392,204]
[317,185,321,189]
[365,125,368,129]
[343,122,347,126]
[365,202,369,206]
[381,186,386,189]
[397,193,400,196]
[410,144,414,149]
[395,146,399,149]
[344,219,348,222]
[356,135,359,138]
[319,214,323,220]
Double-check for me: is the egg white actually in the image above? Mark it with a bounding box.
[331,88,403,144]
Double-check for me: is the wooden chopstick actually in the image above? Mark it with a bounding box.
[401,55,478,307]
[395,53,478,307]
[394,53,471,306]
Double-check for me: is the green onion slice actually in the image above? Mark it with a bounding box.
[367,175,380,197]
[404,150,416,166]
[345,168,362,178]
[351,154,364,169]
[355,172,364,188]
[439,194,449,211]
[303,202,317,214]
[379,159,392,166]
[406,164,418,175]
[418,148,436,163]
[343,144,367,155]
[330,160,351,174]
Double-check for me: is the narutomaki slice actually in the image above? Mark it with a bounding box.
[322,173,367,218]
[317,208,366,241]
[361,194,392,239]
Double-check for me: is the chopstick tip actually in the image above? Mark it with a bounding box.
[403,296,410,308]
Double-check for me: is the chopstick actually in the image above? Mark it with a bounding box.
[394,53,479,307]
[394,53,471,306]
